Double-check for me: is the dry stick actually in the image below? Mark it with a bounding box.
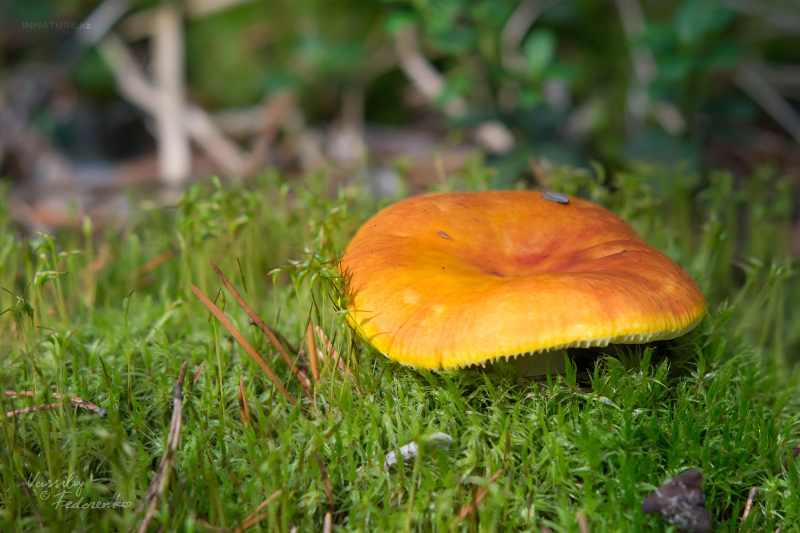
[306,320,319,383]
[4,391,107,418]
[7,404,93,418]
[134,362,187,533]
[738,487,758,533]
[190,361,205,390]
[190,284,295,406]
[313,325,360,392]
[152,3,190,184]
[238,375,251,428]
[208,261,313,403]
[230,489,283,533]
[576,510,590,533]
[314,454,334,533]
[451,469,503,527]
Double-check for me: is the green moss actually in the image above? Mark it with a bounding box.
[1,165,798,531]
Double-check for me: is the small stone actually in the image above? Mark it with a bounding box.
[383,432,453,471]
[642,469,712,532]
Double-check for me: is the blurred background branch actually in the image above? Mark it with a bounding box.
[1,0,799,230]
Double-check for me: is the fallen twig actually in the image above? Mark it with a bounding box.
[451,469,503,527]
[209,261,313,403]
[4,391,107,418]
[576,510,590,533]
[191,284,295,406]
[314,454,334,533]
[134,362,187,533]
[737,486,758,533]
[323,509,332,533]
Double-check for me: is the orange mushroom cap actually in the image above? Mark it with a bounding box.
[340,191,707,370]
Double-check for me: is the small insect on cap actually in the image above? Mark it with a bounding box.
[339,191,706,370]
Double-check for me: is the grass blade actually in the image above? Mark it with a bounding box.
[190,283,295,406]
[209,261,313,403]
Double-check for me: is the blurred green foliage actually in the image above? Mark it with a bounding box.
[387,0,757,167]
[184,0,385,109]
[2,0,798,170]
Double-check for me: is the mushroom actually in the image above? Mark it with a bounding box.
[339,191,706,374]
